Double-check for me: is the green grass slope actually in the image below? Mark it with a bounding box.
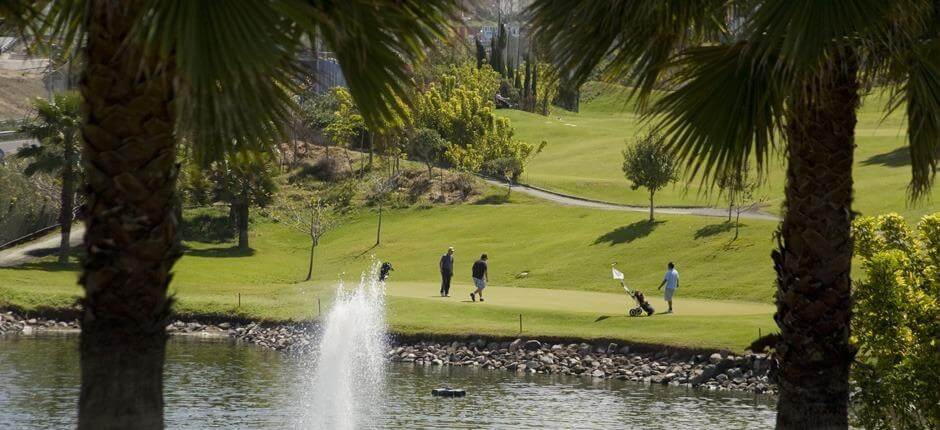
[500,82,939,218]
[0,196,779,351]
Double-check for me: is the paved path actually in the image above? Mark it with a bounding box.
[0,138,34,156]
[0,225,84,267]
[484,179,780,221]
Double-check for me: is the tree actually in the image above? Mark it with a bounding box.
[717,167,764,239]
[474,36,486,69]
[486,140,546,195]
[408,128,446,179]
[323,87,364,168]
[281,198,340,281]
[529,1,940,426]
[4,1,458,427]
[851,213,940,430]
[211,150,277,252]
[621,133,678,222]
[16,91,82,263]
[370,175,398,246]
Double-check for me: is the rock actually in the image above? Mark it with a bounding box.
[218,322,231,329]
[523,340,542,351]
[509,339,523,353]
[540,355,554,365]
[606,343,618,354]
[709,353,723,364]
[525,360,540,370]
[27,318,37,325]
[592,369,605,378]
[715,374,729,383]
[690,364,718,385]
[618,346,631,355]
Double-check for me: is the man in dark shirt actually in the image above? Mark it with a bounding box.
[439,247,454,297]
[470,254,488,302]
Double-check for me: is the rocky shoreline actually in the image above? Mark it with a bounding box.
[1,311,778,395]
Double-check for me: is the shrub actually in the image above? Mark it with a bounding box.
[851,213,940,430]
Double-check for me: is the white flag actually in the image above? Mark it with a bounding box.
[611,267,624,280]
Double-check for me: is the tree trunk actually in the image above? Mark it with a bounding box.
[734,210,741,240]
[58,133,75,264]
[236,201,249,251]
[78,2,178,428]
[375,202,383,246]
[555,76,580,112]
[305,242,315,281]
[773,52,858,430]
[648,190,655,222]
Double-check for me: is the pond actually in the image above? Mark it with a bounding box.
[0,334,776,429]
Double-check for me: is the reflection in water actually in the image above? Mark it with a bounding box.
[0,335,776,429]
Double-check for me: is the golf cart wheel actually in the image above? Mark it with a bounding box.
[629,308,640,317]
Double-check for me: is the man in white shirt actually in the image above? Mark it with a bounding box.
[658,262,679,314]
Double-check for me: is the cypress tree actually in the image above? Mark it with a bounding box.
[475,37,485,69]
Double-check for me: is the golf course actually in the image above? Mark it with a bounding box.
[2,82,936,354]
[501,82,939,219]
[1,186,781,351]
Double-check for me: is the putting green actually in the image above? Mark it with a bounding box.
[381,281,774,317]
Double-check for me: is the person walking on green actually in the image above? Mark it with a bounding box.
[470,254,488,302]
[658,262,679,313]
[439,247,454,297]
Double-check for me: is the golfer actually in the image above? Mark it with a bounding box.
[439,247,455,297]
[657,262,679,313]
[470,254,488,302]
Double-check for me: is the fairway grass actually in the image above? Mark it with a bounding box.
[500,82,939,218]
[0,198,779,351]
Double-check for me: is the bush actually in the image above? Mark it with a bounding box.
[303,156,347,182]
[851,213,940,430]
[323,181,357,210]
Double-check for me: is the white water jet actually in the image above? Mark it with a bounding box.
[299,262,387,429]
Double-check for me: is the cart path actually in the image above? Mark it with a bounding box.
[0,225,84,267]
[484,179,780,221]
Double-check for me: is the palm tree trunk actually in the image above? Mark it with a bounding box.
[773,52,858,430]
[78,2,178,428]
[236,201,249,251]
[58,134,75,264]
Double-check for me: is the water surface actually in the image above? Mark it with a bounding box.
[0,334,776,429]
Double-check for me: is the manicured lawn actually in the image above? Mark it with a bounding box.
[0,198,780,351]
[500,82,940,218]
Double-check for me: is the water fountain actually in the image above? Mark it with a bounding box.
[300,262,388,429]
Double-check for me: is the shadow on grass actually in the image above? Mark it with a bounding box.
[474,194,511,205]
[862,146,909,167]
[185,245,255,258]
[593,220,665,246]
[2,259,81,272]
[694,221,735,239]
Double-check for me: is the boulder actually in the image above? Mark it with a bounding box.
[690,364,718,385]
[523,340,542,351]
[592,369,605,378]
[509,338,523,353]
[709,353,723,364]
[606,343,618,354]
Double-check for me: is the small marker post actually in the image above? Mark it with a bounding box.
[237,293,241,308]
[519,314,522,333]
[318,297,322,317]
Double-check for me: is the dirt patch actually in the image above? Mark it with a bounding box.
[0,69,45,121]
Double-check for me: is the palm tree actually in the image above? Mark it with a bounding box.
[3,1,457,428]
[17,91,82,263]
[528,1,940,428]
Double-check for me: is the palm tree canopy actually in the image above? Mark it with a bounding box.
[16,91,83,177]
[527,0,940,197]
[6,0,459,161]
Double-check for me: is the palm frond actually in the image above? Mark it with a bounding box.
[900,40,940,199]
[648,42,787,187]
[314,0,459,128]
[526,0,729,108]
[745,0,927,70]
